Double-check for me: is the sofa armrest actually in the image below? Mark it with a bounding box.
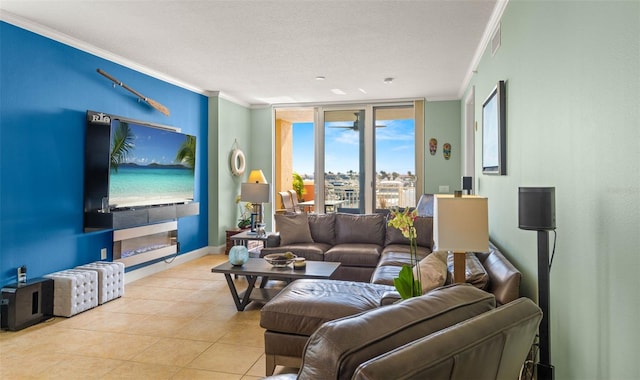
[380,290,401,305]
[266,233,281,248]
[476,242,521,305]
[352,297,541,380]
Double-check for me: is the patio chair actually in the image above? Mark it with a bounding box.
[288,190,305,213]
[279,191,302,214]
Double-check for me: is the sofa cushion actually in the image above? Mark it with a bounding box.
[413,251,448,293]
[325,244,382,267]
[371,252,447,291]
[296,284,496,380]
[380,245,431,259]
[385,216,433,249]
[370,265,401,286]
[377,251,429,266]
[260,279,395,336]
[446,252,490,290]
[275,213,313,246]
[335,213,386,246]
[307,213,336,245]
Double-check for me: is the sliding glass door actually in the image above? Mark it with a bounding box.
[374,106,416,211]
[275,102,417,215]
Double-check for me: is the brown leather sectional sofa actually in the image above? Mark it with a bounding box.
[263,285,542,380]
[260,212,523,376]
[263,212,521,305]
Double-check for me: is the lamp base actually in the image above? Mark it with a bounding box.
[453,251,466,283]
[252,204,264,228]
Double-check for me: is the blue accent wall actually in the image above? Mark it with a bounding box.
[0,22,209,286]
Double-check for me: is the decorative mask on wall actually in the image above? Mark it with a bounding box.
[443,143,451,160]
[429,138,438,156]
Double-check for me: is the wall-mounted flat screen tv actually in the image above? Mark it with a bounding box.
[109,118,196,209]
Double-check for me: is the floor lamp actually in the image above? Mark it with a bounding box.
[519,187,556,380]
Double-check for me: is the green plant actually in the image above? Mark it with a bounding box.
[292,172,305,200]
[387,208,422,299]
[235,195,253,229]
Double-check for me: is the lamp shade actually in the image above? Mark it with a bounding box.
[433,195,489,253]
[247,169,267,184]
[241,183,270,203]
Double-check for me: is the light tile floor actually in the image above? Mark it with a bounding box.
[0,254,296,379]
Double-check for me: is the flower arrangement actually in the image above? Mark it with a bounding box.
[235,195,253,229]
[387,207,422,299]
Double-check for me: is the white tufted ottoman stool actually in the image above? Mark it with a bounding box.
[75,261,125,305]
[44,269,98,317]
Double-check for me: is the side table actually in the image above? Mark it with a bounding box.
[230,230,277,256]
[226,229,248,254]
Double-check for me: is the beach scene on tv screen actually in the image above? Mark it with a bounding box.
[109,120,195,208]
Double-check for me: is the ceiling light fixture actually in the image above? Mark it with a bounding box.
[358,88,367,94]
[383,77,394,84]
[331,88,346,95]
[315,76,326,81]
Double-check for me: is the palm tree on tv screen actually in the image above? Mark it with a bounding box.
[175,135,196,171]
[110,122,134,172]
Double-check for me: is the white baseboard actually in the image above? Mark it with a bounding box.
[124,245,222,284]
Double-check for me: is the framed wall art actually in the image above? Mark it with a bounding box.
[482,80,506,175]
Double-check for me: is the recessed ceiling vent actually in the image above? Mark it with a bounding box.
[491,23,501,56]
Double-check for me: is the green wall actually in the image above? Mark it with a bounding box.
[209,96,252,246]
[424,100,462,194]
[250,106,275,225]
[465,1,639,379]
[208,99,273,248]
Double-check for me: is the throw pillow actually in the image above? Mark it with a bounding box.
[274,213,314,246]
[413,251,448,293]
[307,213,336,245]
[446,252,490,290]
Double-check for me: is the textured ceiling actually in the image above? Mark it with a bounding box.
[0,0,500,106]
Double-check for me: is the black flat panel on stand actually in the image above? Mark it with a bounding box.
[83,111,200,232]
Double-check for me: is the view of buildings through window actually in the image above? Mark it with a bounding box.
[291,113,416,211]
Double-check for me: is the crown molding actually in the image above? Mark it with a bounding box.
[272,97,423,109]
[1,10,209,96]
[458,0,509,99]
[2,11,260,109]
[217,92,252,108]
[425,95,462,102]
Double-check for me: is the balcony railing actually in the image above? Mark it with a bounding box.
[323,182,416,210]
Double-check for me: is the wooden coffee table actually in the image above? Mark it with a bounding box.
[212,258,340,311]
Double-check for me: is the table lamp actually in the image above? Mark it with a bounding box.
[433,194,489,283]
[241,170,270,232]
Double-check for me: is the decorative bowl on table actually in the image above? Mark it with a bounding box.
[264,252,297,267]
